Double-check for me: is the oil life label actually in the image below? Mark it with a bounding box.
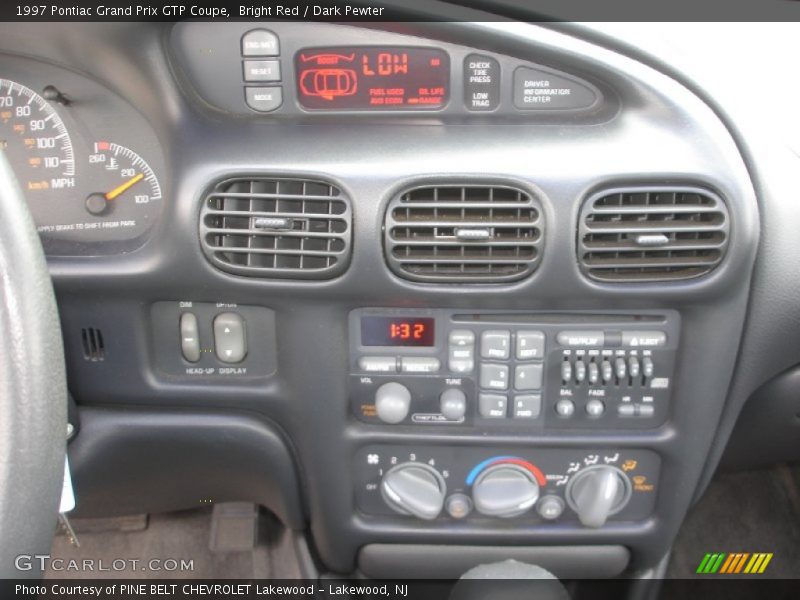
[464,54,500,111]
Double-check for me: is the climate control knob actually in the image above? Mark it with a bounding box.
[380,462,446,520]
[374,382,411,424]
[472,464,540,518]
[565,465,632,528]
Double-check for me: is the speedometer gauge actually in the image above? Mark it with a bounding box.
[0,78,75,191]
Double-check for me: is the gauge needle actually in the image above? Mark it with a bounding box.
[105,173,143,201]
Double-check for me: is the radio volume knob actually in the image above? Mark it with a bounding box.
[374,382,411,424]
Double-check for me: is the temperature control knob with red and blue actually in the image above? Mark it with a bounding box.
[468,457,547,518]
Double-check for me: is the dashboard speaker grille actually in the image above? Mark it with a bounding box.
[384,184,544,283]
[200,177,352,279]
[578,187,729,282]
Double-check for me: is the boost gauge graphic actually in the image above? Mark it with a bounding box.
[85,141,162,220]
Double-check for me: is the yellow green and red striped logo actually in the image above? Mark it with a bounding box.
[696,552,773,574]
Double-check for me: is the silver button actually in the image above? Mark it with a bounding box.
[480,363,509,390]
[516,330,545,360]
[513,394,541,418]
[243,59,281,82]
[478,393,507,418]
[617,404,636,417]
[180,312,201,363]
[556,330,605,347]
[621,331,666,348]
[245,87,282,112]
[242,29,279,56]
[555,399,575,417]
[480,330,511,359]
[358,356,397,373]
[586,399,605,418]
[213,312,247,363]
[514,363,543,391]
[400,357,440,373]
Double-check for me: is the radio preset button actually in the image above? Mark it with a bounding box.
[516,330,545,360]
[359,356,397,373]
[557,330,604,347]
[480,330,511,359]
[480,364,509,390]
[513,394,541,418]
[514,363,543,391]
[478,393,507,418]
[401,357,441,374]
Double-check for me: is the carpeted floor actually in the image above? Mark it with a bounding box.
[46,506,301,579]
[668,464,800,578]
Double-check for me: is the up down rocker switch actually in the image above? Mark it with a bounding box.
[213,312,247,363]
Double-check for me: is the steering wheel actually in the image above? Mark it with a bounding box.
[0,150,67,577]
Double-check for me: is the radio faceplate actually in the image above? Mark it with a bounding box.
[349,309,679,430]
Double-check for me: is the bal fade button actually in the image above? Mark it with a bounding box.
[513,66,598,111]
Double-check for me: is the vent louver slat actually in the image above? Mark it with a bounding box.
[200,177,352,279]
[384,184,543,283]
[578,187,729,282]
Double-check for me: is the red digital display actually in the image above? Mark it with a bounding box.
[361,316,435,347]
[295,47,449,110]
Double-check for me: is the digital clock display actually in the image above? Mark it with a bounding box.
[361,316,435,347]
[295,46,449,110]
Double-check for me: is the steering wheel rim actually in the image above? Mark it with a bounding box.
[0,150,66,578]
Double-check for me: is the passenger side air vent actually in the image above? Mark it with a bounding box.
[578,187,729,282]
[384,184,544,283]
[200,177,351,279]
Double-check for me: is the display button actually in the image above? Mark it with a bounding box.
[512,66,598,111]
[480,330,510,359]
[556,330,604,347]
[401,357,441,374]
[358,356,397,373]
[180,312,201,363]
[514,363,543,391]
[555,398,575,417]
[245,87,283,112]
[516,330,545,360]
[478,393,507,418]
[621,331,667,348]
[480,363,509,390]
[213,312,247,363]
[513,394,541,418]
[463,54,500,111]
[243,60,281,82]
[242,29,279,56]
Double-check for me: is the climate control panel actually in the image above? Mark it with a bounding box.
[349,309,679,430]
[356,445,660,526]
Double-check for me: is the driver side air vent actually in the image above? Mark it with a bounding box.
[384,184,544,283]
[578,187,729,282]
[200,177,352,279]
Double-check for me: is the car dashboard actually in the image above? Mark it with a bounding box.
[2,17,799,582]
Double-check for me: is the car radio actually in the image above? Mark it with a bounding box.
[349,308,679,430]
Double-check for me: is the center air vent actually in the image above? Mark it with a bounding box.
[384,184,544,283]
[578,187,729,282]
[200,177,351,279]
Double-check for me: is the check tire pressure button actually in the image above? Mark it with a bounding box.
[180,312,201,363]
[213,312,247,363]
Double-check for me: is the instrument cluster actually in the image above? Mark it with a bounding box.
[0,55,166,256]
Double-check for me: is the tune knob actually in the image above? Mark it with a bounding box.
[380,462,446,520]
[374,382,411,424]
[565,465,632,528]
[472,464,540,518]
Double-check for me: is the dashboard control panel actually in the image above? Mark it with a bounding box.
[356,445,660,527]
[172,22,605,117]
[349,309,679,430]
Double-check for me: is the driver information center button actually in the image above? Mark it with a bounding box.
[214,312,247,363]
[513,66,598,110]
